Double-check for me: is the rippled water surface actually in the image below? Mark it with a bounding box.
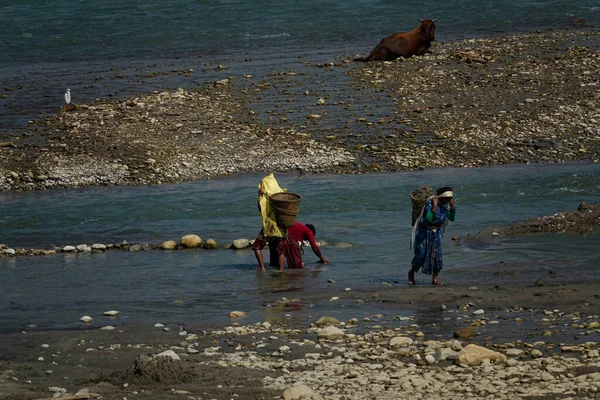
[1,163,599,333]
[1,1,599,130]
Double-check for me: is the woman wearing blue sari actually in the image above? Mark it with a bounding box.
[409,187,455,286]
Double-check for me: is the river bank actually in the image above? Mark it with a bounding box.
[1,28,599,192]
[0,280,599,400]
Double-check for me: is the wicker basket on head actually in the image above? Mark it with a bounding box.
[270,192,302,228]
[410,185,434,226]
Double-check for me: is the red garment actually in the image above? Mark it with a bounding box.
[288,222,323,260]
[278,222,323,269]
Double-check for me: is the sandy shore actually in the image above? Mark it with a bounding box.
[0,28,599,191]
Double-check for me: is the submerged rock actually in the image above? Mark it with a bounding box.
[232,239,250,249]
[203,239,219,249]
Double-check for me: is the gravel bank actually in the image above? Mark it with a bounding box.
[0,28,598,192]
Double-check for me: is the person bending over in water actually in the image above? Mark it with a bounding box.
[409,186,455,286]
[280,222,329,269]
[254,222,329,271]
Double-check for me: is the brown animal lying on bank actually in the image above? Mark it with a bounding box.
[357,19,437,61]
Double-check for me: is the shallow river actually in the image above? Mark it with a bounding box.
[1,163,599,333]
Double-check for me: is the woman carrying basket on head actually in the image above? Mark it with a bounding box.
[409,187,456,286]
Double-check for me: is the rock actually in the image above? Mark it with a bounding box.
[229,311,247,318]
[103,310,120,316]
[457,344,507,366]
[541,372,555,381]
[390,336,414,347]
[161,240,177,250]
[283,384,315,400]
[62,245,76,252]
[80,316,93,323]
[76,244,91,252]
[91,243,106,251]
[586,321,600,329]
[425,354,436,364]
[129,244,143,252]
[100,326,115,331]
[203,239,219,249]
[3,248,15,255]
[435,348,458,361]
[454,327,476,338]
[472,309,485,315]
[180,234,202,248]
[531,349,543,358]
[317,326,345,339]
[155,350,180,361]
[505,348,525,358]
[232,239,250,249]
[315,316,341,327]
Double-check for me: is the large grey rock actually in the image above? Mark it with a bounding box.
[180,234,202,248]
[457,344,507,366]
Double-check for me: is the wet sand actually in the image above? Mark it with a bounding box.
[0,277,599,399]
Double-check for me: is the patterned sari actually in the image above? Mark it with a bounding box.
[411,199,454,274]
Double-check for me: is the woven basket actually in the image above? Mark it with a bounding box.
[410,185,433,226]
[270,192,302,228]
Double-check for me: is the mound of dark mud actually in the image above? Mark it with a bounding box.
[102,354,195,386]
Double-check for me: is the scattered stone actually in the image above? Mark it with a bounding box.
[454,327,476,338]
[317,326,345,339]
[457,344,507,366]
[390,336,414,347]
[315,316,341,327]
[100,326,115,331]
[180,234,202,248]
[155,350,180,361]
[283,384,315,400]
[80,316,93,323]
[232,239,250,249]
[203,239,219,249]
[229,311,247,318]
[161,240,177,250]
[103,310,120,316]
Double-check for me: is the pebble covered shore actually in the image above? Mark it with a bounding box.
[1,306,599,399]
[0,28,599,192]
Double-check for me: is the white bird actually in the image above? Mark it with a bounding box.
[64,88,71,105]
